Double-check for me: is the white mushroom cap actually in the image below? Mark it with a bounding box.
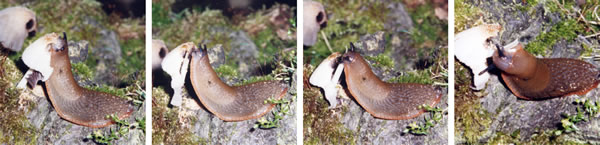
[152,39,168,70]
[161,42,194,107]
[22,33,63,81]
[303,1,327,46]
[454,24,502,90]
[0,6,37,51]
[309,52,343,108]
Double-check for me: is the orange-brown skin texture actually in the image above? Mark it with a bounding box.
[342,52,442,120]
[189,47,288,121]
[45,36,133,128]
[493,43,600,100]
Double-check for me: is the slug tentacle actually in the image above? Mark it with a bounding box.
[342,50,441,120]
[493,40,600,100]
[189,44,288,121]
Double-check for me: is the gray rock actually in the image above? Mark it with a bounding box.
[356,31,386,56]
[384,2,413,33]
[208,44,226,67]
[67,40,89,64]
[385,2,419,72]
[228,30,259,76]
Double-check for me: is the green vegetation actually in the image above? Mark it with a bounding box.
[456,98,492,144]
[0,58,39,144]
[306,0,389,65]
[553,99,600,136]
[87,114,145,145]
[364,53,395,71]
[525,19,584,56]
[409,2,448,50]
[71,62,95,81]
[214,65,239,80]
[254,96,293,129]
[403,105,444,135]
[303,66,357,144]
[85,77,145,107]
[152,88,208,145]
[454,0,483,32]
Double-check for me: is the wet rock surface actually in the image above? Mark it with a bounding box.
[456,0,600,144]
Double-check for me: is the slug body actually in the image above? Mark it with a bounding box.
[342,51,442,120]
[455,24,502,90]
[493,40,600,100]
[21,33,133,128]
[189,45,288,121]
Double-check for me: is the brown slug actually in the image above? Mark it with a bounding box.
[44,33,134,128]
[492,40,600,100]
[341,44,442,120]
[189,44,288,121]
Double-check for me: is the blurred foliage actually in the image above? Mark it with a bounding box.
[305,0,388,65]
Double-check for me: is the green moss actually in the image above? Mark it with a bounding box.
[488,131,521,144]
[456,99,492,144]
[306,0,388,65]
[303,66,356,145]
[117,36,146,80]
[214,65,239,80]
[251,26,295,64]
[525,19,584,56]
[154,9,233,53]
[364,53,395,71]
[454,0,483,32]
[83,73,145,107]
[388,69,434,85]
[0,58,39,144]
[71,62,94,81]
[236,75,275,86]
[152,88,207,144]
[409,3,447,49]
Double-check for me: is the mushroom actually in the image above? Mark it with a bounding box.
[0,6,37,51]
[303,1,327,46]
[152,39,168,70]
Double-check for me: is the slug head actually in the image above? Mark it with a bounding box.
[49,32,66,52]
[342,43,370,76]
[190,43,207,61]
[492,40,538,78]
